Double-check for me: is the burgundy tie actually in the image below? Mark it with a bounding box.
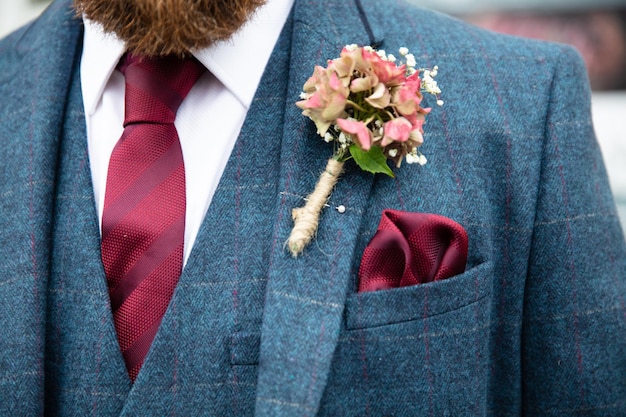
[101,53,204,381]
[358,210,468,292]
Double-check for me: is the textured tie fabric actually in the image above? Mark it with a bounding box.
[358,209,468,292]
[101,53,205,381]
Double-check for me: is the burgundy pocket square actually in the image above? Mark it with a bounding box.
[358,210,468,292]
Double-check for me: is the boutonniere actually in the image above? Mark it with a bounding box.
[287,45,442,257]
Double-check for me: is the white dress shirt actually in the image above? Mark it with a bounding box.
[80,0,294,262]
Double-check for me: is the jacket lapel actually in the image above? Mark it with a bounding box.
[0,0,83,413]
[255,1,384,416]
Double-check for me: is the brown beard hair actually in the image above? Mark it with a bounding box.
[74,0,266,57]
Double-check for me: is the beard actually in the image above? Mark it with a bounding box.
[74,0,266,57]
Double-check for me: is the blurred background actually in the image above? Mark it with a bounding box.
[417,0,626,227]
[1,0,625,228]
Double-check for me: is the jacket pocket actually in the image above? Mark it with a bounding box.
[345,260,492,330]
[319,261,494,416]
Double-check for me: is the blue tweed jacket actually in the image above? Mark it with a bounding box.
[0,0,624,415]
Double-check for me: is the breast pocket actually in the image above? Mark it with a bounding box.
[345,260,493,330]
[319,261,495,417]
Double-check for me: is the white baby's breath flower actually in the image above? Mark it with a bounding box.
[422,72,441,95]
[299,92,308,99]
[387,54,396,63]
[388,149,398,158]
[406,154,416,164]
[345,44,358,51]
[418,154,428,166]
[338,132,347,144]
[421,66,442,95]
[427,83,441,95]
[376,49,387,59]
[405,53,416,68]
[399,47,409,56]
[437,99,444,106]
[324,132,334,142]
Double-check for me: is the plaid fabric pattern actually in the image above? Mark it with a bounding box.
[0,0,624,416]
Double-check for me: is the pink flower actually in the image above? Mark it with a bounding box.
[392,72,423,116]
[365,82,391,109]
[302,65,326,92]
[362,48,406,86]
[404,112,427,146]
[334,46,367,79]
[337,118,373,151]
[350,74,379,93]
[382,117,413,147]
[404,112,425,132]
[297,67,349,135]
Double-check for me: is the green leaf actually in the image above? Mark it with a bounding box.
[349,145,395,177]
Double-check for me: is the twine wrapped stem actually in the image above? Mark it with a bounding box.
[288,158,344,257]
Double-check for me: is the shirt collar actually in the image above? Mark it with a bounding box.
[81,0,294,116]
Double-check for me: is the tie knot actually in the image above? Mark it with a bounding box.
[119,53,205,126]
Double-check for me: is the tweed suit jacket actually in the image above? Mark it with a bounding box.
[1,0,625,415]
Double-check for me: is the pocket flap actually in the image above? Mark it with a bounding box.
[345,261,493,330]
